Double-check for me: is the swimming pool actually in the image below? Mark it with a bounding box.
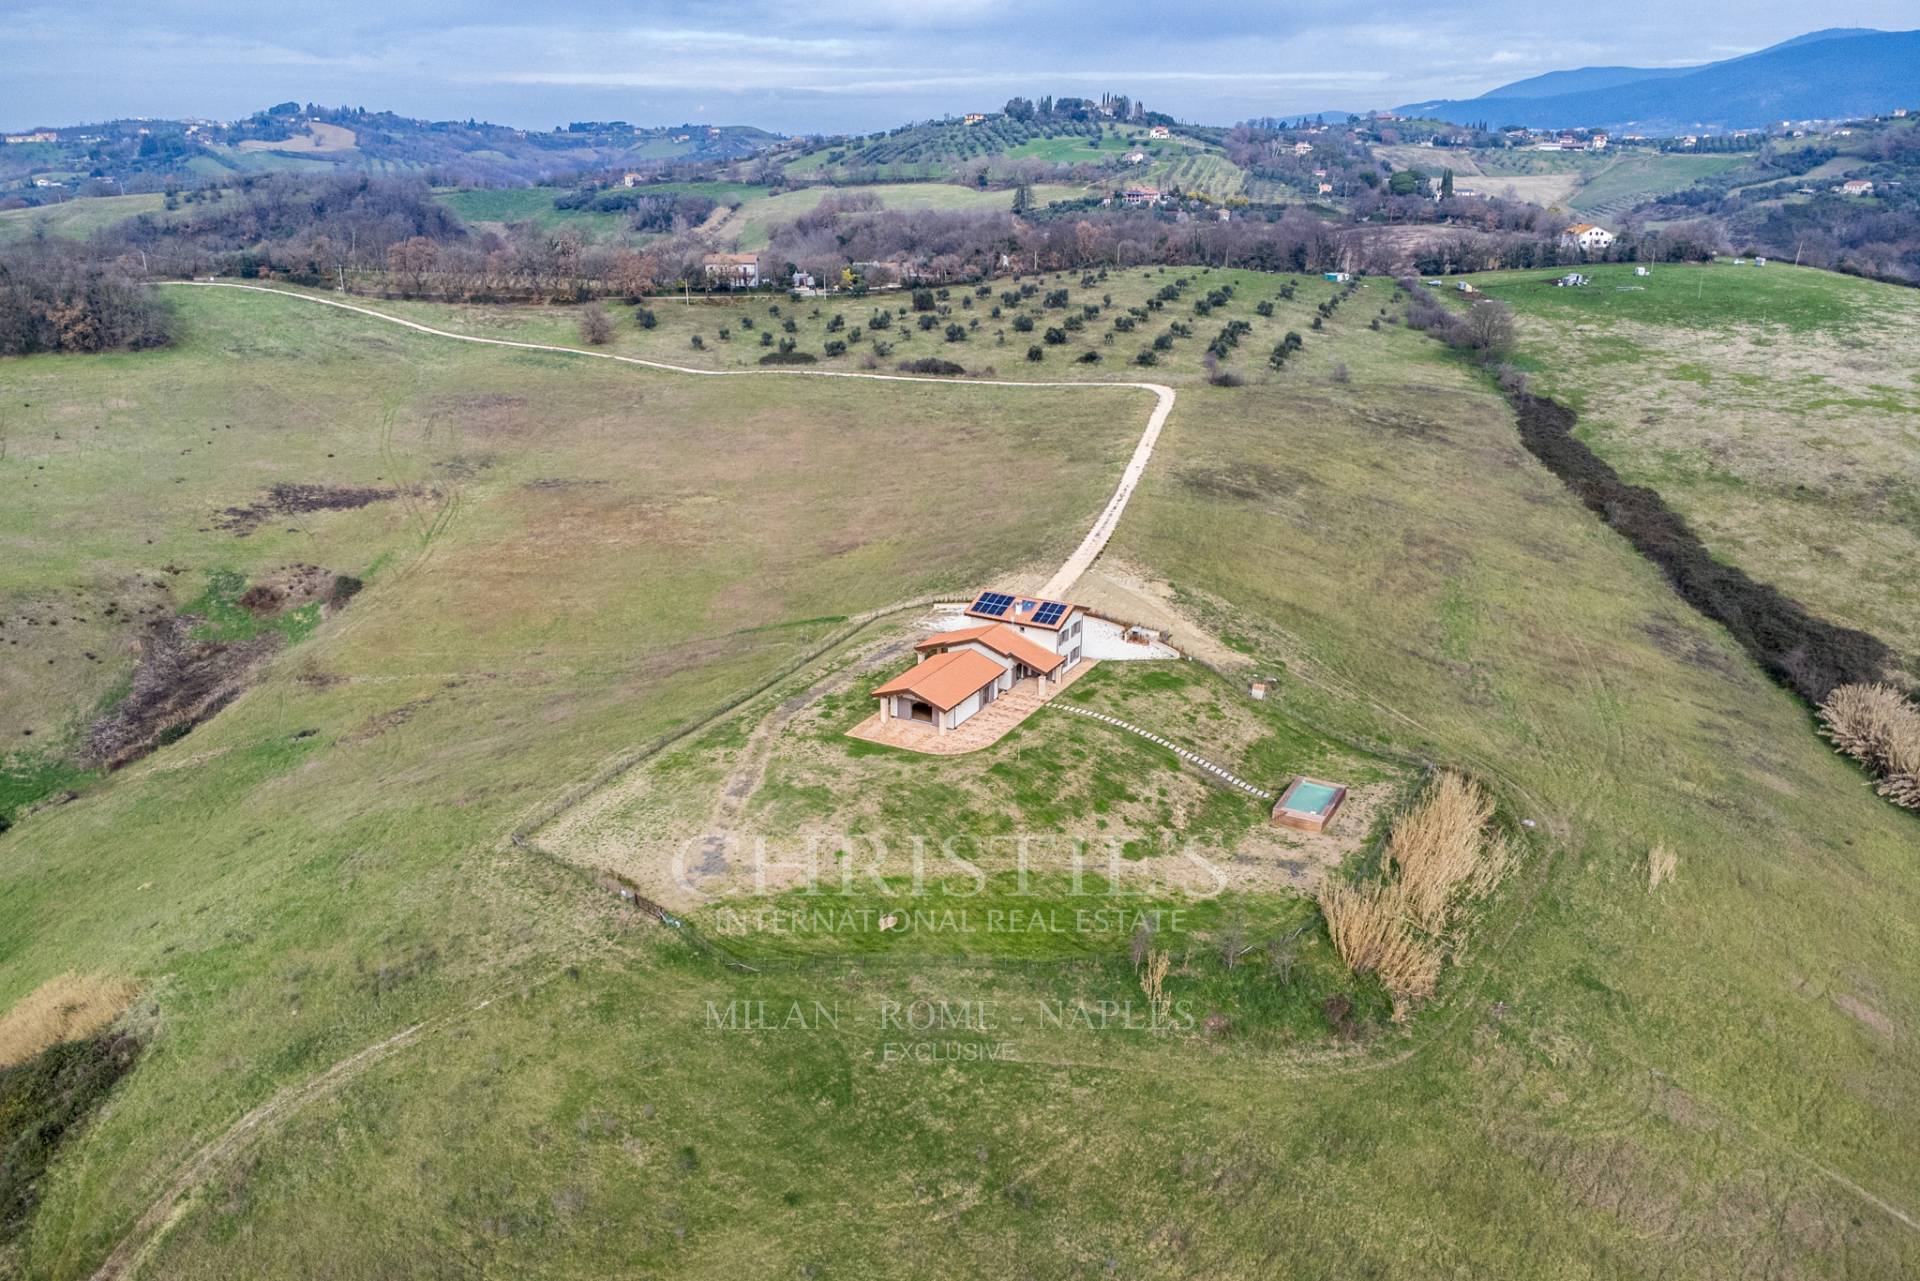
[1272,776,1349,833]
[1285,780,1342,814]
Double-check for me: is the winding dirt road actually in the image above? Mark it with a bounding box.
[162,282,1174,599]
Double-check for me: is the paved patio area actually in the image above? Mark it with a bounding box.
[845,660,1098,755]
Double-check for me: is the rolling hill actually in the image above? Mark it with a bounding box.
[4,264,1918,1279]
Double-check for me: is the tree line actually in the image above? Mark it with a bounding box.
[0,241,172,356]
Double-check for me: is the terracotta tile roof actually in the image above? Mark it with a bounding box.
[915,623,1063,673]
[872,649,1006,711]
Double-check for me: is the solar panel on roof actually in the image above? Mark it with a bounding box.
[1032,601,1067,626]
[971,591,1015,617]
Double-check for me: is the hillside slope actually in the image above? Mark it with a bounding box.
[1472,27,1879,100]
[1405,28,1920,131]
[1,270,1917,1279]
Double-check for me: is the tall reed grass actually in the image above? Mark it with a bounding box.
[1819,683,1920,810]
[1318,770,1512,1019]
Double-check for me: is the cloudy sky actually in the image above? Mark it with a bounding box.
[3,2,1915,132]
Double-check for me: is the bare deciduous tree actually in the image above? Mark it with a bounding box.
[1463,299,1516,355]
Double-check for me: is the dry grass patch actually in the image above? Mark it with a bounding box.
[1647,843,1678,890]
[1318,770,1513,1019]
[0,973,140,1068]
[1818,683,1920,810]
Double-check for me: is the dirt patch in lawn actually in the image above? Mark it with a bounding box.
[1176,463,1307,503]
[215,483,415,536]
[1831,992,1897,1040]
[236,563,354,615]
[82,562,351,770]
[85,616,280,769]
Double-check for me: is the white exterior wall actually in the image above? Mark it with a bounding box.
[947,688,985,729]
[1006,607,1085,655]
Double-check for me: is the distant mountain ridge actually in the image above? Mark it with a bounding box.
[1475,28,1881,100]
[1400,28,1919,132]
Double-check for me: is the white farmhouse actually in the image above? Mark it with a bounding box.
[701,253,760,288]
[1560,223,1616,253]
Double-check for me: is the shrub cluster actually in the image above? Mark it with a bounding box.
[0,246,172,356]
[896,357,966,375]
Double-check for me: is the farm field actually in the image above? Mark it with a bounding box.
[433,186,646,240]
[1374,147,1750,214]
[724,181,1086,248]
[356,264,1361,389]
[0,193,170,244]
[1565,152,1747,218]
[235,122,359,155]
[1471,260,1920,655]
[0,265,1917,1279]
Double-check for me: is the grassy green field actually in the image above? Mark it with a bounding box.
[0,193,170,244]
[996,124,1156,166]
[1376,147,1750,215]
[724,182,1085,249]
[1567,153,1747,219]
[1,263,1918,1278]
[433,187,641,240]
[1471,259,1920,655]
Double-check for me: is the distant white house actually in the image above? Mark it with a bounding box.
[1125,150,1147,164]
[1148,125,1170,139]
[1560,223,1616,253]
[621,171,643,188]
[1838,179,1875,196]
[702,253,760,288]
[1121,185,1161,207]
[1292,140,1313,155]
